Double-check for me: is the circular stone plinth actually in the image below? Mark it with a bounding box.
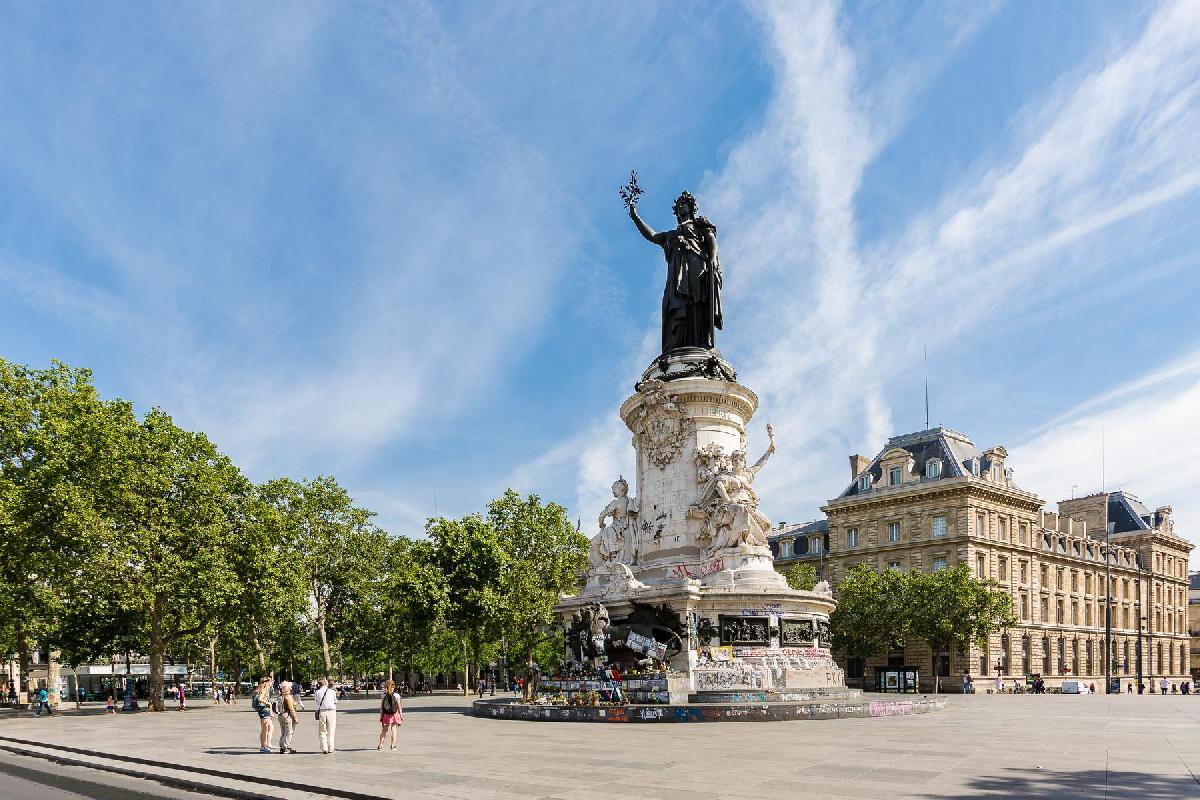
[473,696,945,723]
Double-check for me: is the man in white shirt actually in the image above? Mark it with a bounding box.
[314,677,338,754]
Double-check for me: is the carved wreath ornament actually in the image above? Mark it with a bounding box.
[631,379,692,469]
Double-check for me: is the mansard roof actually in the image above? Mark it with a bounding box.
[767,518,828,541]
[838,426,1001,498]
[1106,490,1176,534]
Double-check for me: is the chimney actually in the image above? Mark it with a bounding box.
[849,454,870,479]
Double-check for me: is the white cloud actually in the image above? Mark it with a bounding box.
[516,0,1200,534]
[1011,347,1200,569]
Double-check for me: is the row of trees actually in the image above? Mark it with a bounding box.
[0,358,587,709]
[830,563,1017,690]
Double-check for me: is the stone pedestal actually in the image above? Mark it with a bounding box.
[558,349,847,698]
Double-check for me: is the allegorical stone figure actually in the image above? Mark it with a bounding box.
[622,174,722,353]
[589,477,638,570]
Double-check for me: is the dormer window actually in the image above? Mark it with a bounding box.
[926,459,942,479]
[888,466,902,486]
[969,457,980,476]
[857,474,871,492]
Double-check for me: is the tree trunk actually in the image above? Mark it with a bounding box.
[460,635,470,696]
[148,594,166,712]
[251,620,266,675]
[208,635,218,692]
[316,611,333,678]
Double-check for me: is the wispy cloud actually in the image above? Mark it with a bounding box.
[1011,346,1200,553]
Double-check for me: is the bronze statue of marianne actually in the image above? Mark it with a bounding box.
[622,172,723,353]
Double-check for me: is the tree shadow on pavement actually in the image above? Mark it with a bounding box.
[922,768,1200,799]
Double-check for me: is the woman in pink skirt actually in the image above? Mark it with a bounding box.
[377,679,404,750]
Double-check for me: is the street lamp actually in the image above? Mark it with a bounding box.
[1104,522,1114,693]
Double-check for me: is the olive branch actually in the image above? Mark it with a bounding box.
[619,170,643,211]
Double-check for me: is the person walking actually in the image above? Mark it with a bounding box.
[314,677,338,755]
[993,674,1002,694]
[35,686,52,716]
[377,680,404,751]
[105,695,117,715]
[277,681,299,754]
[1160,676,1170,695]
[176,683,187,712]
[253,677,274,753]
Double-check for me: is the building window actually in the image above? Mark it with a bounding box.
[1086,641,1093,676]
[810,536,822,554]
[1041,564,1049,588]
[1022,636,1031,674]
[999,558,1008,581]
[934,650,950,677]
[1042,637,1051,673]
[1085,604,1092,626]
[888,466,902,486]
[1057,638,1065,673]
[1020,594,1029,620]
[858,474,871,492]
[970,457,980,476]
[976,555,986,579]
[1056,599,1064,624]
[887,522,900,543]
[1020,561,1028,583]
[887,560,902,572]
[976,512,986,536]
[932,556,948,572]
[1040,596,1048,622]
[1084,573,1091,593]
[1071,571,1078,591]
[847,528,859,548]
[1019,522,1028,544]
[1123,641,1130,674]
[998,518,1007,541]
[1056,569,1064,590]
[778,540,791,558]
[932,516,946,538]
[926,459,941,478]
[887,648,904,668]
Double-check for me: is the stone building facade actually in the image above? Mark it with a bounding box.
[770,426,1193,691]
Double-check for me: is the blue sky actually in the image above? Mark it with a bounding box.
[3,1,1199,567]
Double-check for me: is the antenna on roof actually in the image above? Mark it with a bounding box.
[923,346,930,429]
[1101,425,1106,492]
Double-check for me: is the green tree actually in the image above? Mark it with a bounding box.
[908,564,1017,693]
[0,359,120,688]
[829,564,912,665]
[261,476,375,678]
[488,490,587,672]
[90,408,248,711]
[785,562,819,591]
[427,513,506,694]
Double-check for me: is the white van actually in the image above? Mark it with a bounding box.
[1061,680,1083,694]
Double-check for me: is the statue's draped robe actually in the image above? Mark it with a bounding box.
[650,217,722,352]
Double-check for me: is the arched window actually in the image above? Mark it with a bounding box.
[858,474,871,492]
[1123,641,1130,675]
[926,458,942,478]
[1085,641,1093,676]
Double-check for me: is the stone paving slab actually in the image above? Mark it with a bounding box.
[1,693,1199,798]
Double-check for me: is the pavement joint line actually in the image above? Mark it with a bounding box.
[0,734,392,800]
[0,743,286,800]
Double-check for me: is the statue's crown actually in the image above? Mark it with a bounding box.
[673,190,697,213]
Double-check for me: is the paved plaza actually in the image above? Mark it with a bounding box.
[1,692,1199,799]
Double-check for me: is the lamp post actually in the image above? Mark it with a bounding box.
[1104,522,1114,693]
[1136,569,1145,694]
[121,630,134,710]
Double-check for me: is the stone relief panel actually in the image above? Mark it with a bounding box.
[629,379,693,469]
